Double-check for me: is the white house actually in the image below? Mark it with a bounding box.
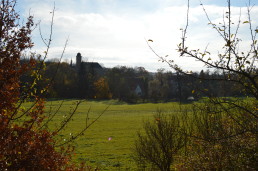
[134,85,142,96]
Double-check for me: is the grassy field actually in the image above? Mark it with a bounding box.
[43,100,188,170]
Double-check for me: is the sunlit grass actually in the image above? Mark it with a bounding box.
[43,100,190,170]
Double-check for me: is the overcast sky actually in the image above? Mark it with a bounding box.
[17,0,258,72]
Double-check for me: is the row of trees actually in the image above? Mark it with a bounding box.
[23,61,250,102]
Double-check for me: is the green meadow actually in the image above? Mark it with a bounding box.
[43,100,189,170]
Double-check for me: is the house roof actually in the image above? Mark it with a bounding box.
[82,62,102,69]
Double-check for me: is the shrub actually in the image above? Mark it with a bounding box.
[176,102,258,170]
[133,110,186,171]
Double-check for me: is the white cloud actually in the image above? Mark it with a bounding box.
[19,0,258,72]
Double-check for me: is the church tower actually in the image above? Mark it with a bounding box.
[76,52,82,70]
[70,58,73,67]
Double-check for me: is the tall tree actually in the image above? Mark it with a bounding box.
[0,1,91,169]
[148,0,257,169]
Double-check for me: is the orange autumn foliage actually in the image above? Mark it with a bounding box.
[94,77,112,99]
[0,0,82,170]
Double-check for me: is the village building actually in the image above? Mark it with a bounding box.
[71,53,104,77]
[134,85,143,96]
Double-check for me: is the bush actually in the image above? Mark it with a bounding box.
[133,110,186,171]
[176,102,258,170]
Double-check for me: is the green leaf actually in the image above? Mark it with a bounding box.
[243,21,249,24]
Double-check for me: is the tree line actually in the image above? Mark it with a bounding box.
[20,59,250,103]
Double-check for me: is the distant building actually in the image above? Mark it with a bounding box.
[134,84,143,96]
[76,53,82,70]
[130,78,147,97]
[72,52,104,77]
[187,96,195,101]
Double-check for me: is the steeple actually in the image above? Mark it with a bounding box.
[70,58,73,67]
[76,52,82,70]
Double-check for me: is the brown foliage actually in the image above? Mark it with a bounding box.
[175,102,258,170]
[94,77,112,99]
[0,0,85,170]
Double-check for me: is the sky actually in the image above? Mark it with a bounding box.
[16,0,258,72]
